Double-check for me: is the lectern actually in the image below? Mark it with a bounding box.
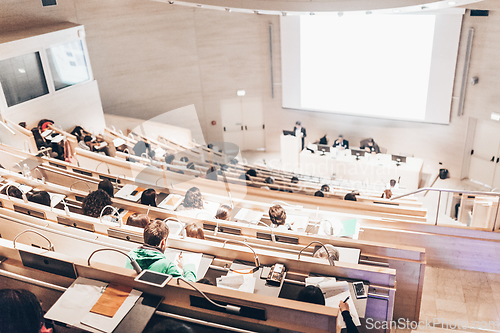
[280,134,301,172]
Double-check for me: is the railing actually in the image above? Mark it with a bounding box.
[392,187,500,231]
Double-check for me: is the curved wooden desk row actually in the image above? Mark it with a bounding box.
[0,214,396,332]
[0,166,424,322]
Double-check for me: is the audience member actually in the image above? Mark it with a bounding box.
[344,193,357,201]
[98,179,114,198]
[185,223,205,239]
[127,213,150,228]
[314,190,324,197]
[133,140,154,158]
[78,135,92,151]
[180,156,189,163]
[291,176,299,184]
[148,319,194,333]
[381,189,392,199]
[126,220,196,281]
[313,244,340,261]
[177,187,204,210]
[186,162,195,170]
[297,285,325,305]
[4,186,23,200]
[0,289,45,333]
[321,184,330,192]
[18,122,27,129]
[215,204,232,220]
[82,189,113,218]
[269,204,289,230]
[361,138,380,154]
[164,153,175,164]
[27,191,51,206]
[264,177,274,184]
[339,300,360,333]
[246,169,257,178]
[230,158,238,165]
[332,134,349,149]
[140,188,157,207]
[197,278,213,285]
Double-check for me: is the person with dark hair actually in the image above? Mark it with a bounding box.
[344,193,357,201]
[4,186,23,200]
[297,285,325,305]
[127,213,150,228]
[78,135,93,151]
[180,156,189,163]
[339,300,360,333]
[230,158,238,165]
[133,140,154,158]
[269,204,289,230]
[314,190,324,197]
[148,319,194,333]
[98,179,114,198]
[140,188,157,207]
[126,220,196,281]
[27,191,51,206]
[185,223,205,239]
[18,122,27,129]
[361,138,380,154]
[0,289,44,333]
[164,153,175,164]
[186,162,195,170]
[197,278,213,285]
[177,187,204,210]
[82,189,113,218]
[291,176,299,184]
[246,169,257,178]
[70,125,86,141]
[319,134,328,145]
[205,166,218,181]
[321,184,330,192]
[264,177,274,184]
[313,244,340,261]
[333,134,349,150]
[215,204,232,220]
[293,121,307,150]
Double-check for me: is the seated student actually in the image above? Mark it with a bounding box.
[360,138,380,154]
[381,189,392,199]
[27,191,51,206]
[291,176,299,184]
[70,125,86,142]
[339,300,360,333]
[264,177,274,184]
[186,162,195,170]
[205,167,218,181]
[98,179,114,198]
[140,188,157,207]
[185,223,205,239]
[344,193,357,201]
[176,187,204,211]
[3,186,24,200]
[0,289,46,333]
[314,190,324,197]
[180,156,189,163]
[269,204,290,230]
[245,169,257,178]
[127,213,150,228]
[78,135,93,151]
[215,204,232,220]
[149,319,194,333]
[321,184,330,192]
[197,278,213,285]
[82,189,113,218]
[297,285,325,305]
[164,153,175,165]
[230,158,238,165]
[313,244,340,261]
[126,220,196,281]
[332,134,349,150]
[387,178,399,190]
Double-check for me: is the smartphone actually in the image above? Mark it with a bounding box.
[353,281,367,299]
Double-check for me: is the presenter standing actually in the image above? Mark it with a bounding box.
[332,134,349,150]
[293,121,306,150]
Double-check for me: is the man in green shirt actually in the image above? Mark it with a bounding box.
[126,220,196,282]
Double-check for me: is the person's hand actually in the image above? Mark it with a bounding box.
[339,300,349,313]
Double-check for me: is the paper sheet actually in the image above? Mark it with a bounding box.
[114,184,143,202]
[217,272,256,293]
[305,279,360,328]
[157,194,184,210]
[113,138,126,147]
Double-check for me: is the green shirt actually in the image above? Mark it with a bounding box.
[126,245,196,282]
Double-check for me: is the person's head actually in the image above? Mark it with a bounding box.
[297,285,325,305]
[344,193,357,201]
[269,204,286,226]
[0,289,43,333]
[314,190,324,197]
[321,184,330,192]
[164,153,175,164]
[313,244,340,261]
[185,223,205,239]
[383,189,393,199]
[180,156,189,163]
[143,220,169,251]
[140,189,157,207]
[18,122,26,129]
[215,204,232,220]
[230,158,238,165]
[291,176,299,184]
[338,134,344,141]
[264,177,274,184]
[149,319,194,333]
[98,179,114,198]
[206,167,218,181]
[197,278,213,285]
[133,140,151,157]
[186,162,195,170]
[27,191,50,206]
[183,187,203,209]
[389,179,397,187]
[368,138,374,146]
[127,213,150,228]
[82,189,113,218]
[83,135,92,144]
[207,143,213,149]
[246,169,257,177]
[295,121,302,127]
[6,186,23,199]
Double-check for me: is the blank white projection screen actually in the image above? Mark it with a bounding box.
[281,11,464,124]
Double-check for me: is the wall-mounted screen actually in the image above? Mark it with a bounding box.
[0,52,49,107]
[46,40,90,91]
[280,10,464,124]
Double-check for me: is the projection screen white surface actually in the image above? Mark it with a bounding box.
[281,10,464,124]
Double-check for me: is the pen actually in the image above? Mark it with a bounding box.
[343,296,350,303]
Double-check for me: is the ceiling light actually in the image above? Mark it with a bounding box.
[237,90,246,96]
